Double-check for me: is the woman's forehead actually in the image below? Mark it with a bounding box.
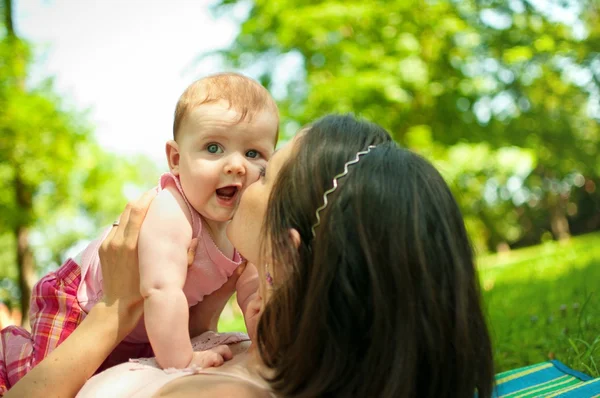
[268,136,298,172]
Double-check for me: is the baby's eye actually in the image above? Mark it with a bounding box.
[246,149,260,159]
[207,144,223,154]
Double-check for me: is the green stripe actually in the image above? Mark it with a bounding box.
[547,378,600,398]
[496,363,554,385]
[495,363,550,380]
[518,378,581,398]
[501,375,573,398]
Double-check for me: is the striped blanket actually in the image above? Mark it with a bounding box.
[493,360,599,397]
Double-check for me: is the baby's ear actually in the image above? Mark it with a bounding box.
[165,140,180,175]
[288,228,301,249]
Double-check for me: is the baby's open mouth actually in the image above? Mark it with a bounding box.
[216,186,239,200]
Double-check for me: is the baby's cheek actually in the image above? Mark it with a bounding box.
[247,162,265,182]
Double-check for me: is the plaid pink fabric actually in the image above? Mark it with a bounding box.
[0,258,84,395]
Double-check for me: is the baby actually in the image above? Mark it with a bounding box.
[0,72,279,391]
[130,72,278,368]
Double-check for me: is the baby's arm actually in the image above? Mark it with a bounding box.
[236,263,259,314]
[139,186,193,369]
[235,263,260,337]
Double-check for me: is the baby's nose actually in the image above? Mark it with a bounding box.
[224,154,246,176]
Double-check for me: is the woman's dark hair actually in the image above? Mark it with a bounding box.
[255,114,494,397]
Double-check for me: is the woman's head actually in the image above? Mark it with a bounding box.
[230,114,494,397]
[228,114,393,298]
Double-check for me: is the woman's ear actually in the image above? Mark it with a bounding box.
[289,228,301,249]
[166,140,180,176]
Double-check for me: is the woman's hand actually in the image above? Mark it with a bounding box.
[5,190,160,398]
[98,189,157,332]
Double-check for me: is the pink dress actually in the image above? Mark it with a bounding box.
[78,173,245,344]
[0,173,251,395]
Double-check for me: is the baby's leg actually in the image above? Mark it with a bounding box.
[0,325,32,395]
[0,258,85,392]
[29,258,85,366]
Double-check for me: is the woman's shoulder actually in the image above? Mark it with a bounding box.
[154,373,274,398]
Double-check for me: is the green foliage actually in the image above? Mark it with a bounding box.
[0,83,88,227]
[30,146,159,276]
[0,75,157,303]
[212,0,600,251]
[0,233,17,303]
[0,5,158,309]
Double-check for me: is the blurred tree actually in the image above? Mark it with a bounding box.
[0,0,157,325]
[460,0,600,241]
[212,0,599,250]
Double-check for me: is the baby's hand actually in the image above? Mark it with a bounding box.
[187,345,233,369]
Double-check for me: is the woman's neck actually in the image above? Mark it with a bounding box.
[226,342,267,373]
[246,343,276,384]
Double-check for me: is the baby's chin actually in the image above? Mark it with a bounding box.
[201,206,239,224]
[204,215,235,225]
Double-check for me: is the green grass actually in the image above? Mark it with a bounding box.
[219,313,247,332]
[220,232,600,378]
[480,232,600,377]
[218,293,247,332]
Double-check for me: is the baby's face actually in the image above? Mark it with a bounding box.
[172,101,278,223]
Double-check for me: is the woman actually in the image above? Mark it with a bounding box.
[6,114,494,397]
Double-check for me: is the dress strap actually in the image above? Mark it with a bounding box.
[158,172,201,237]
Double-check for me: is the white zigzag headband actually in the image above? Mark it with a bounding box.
[311,145,377,238]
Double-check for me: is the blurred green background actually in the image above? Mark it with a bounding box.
[1,0,599,376]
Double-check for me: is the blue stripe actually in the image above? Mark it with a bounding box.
[551,360,594,382]
[492,361,598,397]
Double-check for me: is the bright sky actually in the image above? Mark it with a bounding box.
[15,0,243,167]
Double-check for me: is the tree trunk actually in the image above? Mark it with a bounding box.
[14,171,35,328]
[15,226,35,329]
[5,0,35,328]
[3,0,14,39]
[548,193,571,241]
